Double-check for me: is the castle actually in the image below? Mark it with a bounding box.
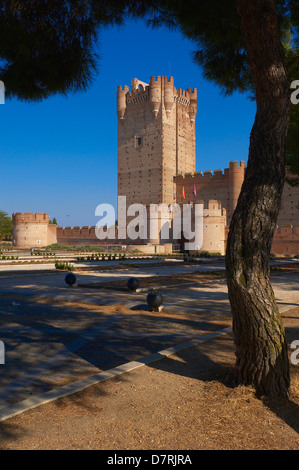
[12,76,299,256]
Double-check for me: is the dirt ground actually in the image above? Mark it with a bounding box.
[0,306,298,450]
[77,271,225,289]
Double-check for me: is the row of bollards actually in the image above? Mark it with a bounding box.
[64,274,163,312]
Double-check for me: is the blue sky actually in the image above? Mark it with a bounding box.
[0,19,256,228]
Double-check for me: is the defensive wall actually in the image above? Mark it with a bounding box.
[174,160,299,231]
[272,225,299,256]
[174,160,246,225]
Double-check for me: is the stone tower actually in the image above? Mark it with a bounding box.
[12,212,57,248]
[117,76,197,207]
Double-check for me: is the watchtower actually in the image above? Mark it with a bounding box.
[117,76,197,207]
[12,212,57,248]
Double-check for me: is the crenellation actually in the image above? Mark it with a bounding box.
[213,170,224,177]
[13,212,49,224]
[149,75,162,85]
[174,167,232,182]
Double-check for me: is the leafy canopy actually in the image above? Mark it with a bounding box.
[0,0,130,101]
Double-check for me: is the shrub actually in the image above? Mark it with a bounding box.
[55,261,75,271]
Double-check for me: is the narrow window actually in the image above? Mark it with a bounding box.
[135,136,143,148]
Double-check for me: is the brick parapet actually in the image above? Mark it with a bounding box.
[12,212,49,224]
[174,161,245,184]
[117,75,197,121]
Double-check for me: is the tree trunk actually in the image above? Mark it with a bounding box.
[225,0,291,397]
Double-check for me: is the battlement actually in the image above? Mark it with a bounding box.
[174,161,246,182]
[117,85,130,93]
[57,225,117,239]
[229,160,246,169]
[205,199,227,215]
[176,88,188,99]
[274,225,299,236]
[149,75,174,86]
[12,212,49,224]
[271,224,299,256]
[57,226,97,237]
[117,76,197,119]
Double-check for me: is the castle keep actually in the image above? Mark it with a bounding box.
[117,76,196,206]
[12,75,299,256]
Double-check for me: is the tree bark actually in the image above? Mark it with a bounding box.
[225,0,291,398]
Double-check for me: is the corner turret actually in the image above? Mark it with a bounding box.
[149,76,162,118]
[163,76,174,114]
[117,85,129,120]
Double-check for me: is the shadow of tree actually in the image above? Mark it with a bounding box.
[147,328,299,436]
[0,421,25,449]
[147,332,238,387]
[262,395,299,435]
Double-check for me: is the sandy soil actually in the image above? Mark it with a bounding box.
[0,307,298,450]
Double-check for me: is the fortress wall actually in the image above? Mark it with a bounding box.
[223,224,299,257]
[57,226,116,246]
[174,161,245,224]
[277,176,299,226]
[271,225,299,256]
[174,160,299,231]
[48,224,58,245]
